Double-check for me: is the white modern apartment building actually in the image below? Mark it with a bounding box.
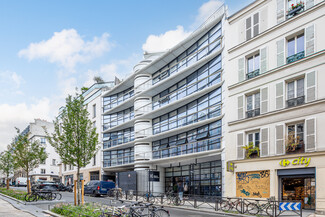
[20,119,60,182]
[102,6,226,195]
[61,82,115,185]
[225,0,325,213]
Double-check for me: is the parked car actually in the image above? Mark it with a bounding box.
[15,177,27,187]
[84,180,115,196]
[56,182,68,191]
[66,184,74,192]
[32,181,58,192]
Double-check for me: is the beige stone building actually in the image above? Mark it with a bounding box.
[224,0,325,213]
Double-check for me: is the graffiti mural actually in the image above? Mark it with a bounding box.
[236,170,270,198]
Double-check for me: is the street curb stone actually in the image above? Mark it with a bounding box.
[43,210,63,217]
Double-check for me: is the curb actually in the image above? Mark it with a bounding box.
[0,192,26,205]
[43,210,63,217]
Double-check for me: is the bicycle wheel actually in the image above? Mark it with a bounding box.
[266,204,278,216]
[247,203,259,215]
[25,193,37,202]
[55,193,62,200]
[152,209,170,217]
[220,201,231,211]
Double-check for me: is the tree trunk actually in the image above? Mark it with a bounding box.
[6,177,9,190]
[26,171,30,194]
[77,167,80,205]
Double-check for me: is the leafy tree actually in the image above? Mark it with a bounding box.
[81,87,89,93]
[0,145,16,189]
[93,76,104,84]
[46,94,99,205]
[12,129,48,193]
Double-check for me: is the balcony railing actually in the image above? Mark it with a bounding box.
[136,136,222,160]
[103,156,134,168]
[286,95,305,108]
[286,5,304,19]
[103,136,135,149]
[286,51,305,64]
[246,69,260,80]
[246,108,260,118]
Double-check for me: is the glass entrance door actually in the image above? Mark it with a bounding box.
[281,176,315,209]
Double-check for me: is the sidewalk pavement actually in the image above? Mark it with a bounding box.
[0,197,35,217]
[0,195,49,217]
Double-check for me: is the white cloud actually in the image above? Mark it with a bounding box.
[191,0,223,29]
[142,26,192,53]
[58,77,78,97]
[18,29,112,70]
[0,71,24,89]
[0,98,52,152]
[83,53,142,87]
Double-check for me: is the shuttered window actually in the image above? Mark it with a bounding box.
[246,13,259,40]
[260,128,269,157]
[276,82,284,110]
[237,133,244,159]
[261,87,268,114]
[306,71,316,102]
[276,125,285,155]
[306,118,316,151]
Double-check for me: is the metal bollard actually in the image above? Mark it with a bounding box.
[161,195,163,204]
[194,198,197,208]
[136,191,138,201]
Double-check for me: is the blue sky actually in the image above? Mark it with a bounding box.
[0,0,253,150]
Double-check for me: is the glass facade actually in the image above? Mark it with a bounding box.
[103,148,134,167]
[103,107,134,130]
[152,120,221,159]
[152,22,222,85]
[152,55,222,110]
[103,127,134,149]
[153,88,221,135]
[103,87,134,112]
[165,160,222,196]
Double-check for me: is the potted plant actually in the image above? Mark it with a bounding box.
[285,134,302,153]
[242,142,260,159]
[287,1,304,17]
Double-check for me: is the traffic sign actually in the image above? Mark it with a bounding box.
[279,202,301,211]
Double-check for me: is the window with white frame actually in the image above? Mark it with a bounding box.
[287,122,304,152]
[287,77,305,107]
[247,53,260,79]
[64,164,67,171]
[41,169,46,174]
[40,138,46,144]
[93,104,96,118]
[287,33,304,63]
[52,159,56,166]
[287,0,305,18]
[248,131,260,148]
[93,154,96,166]
[246,13,259,40]
[246,92,260,118]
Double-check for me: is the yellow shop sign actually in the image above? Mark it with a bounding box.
[279,157,311,167]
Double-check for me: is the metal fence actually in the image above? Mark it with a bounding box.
[108,190,303,217]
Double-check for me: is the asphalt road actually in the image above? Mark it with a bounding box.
[11,187,225,217]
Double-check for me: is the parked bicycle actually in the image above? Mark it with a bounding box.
[220,197,245,212]
[25,191,55,202]
[244,198,278,216]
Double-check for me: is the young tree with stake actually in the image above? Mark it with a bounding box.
[0,145,15,189]
[46,93,98,206]
[12,129,48,193]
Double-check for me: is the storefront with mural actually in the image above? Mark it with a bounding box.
[228,152,325,212]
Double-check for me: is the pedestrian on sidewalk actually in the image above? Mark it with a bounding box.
[177,181,184,202]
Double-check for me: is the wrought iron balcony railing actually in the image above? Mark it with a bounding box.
[286,96,305,108]
[287,51,305,64]
[246,108,260,118]
[246,69,260,80]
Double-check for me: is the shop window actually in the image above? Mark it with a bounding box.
[286,123,304,153]
[287,33,305,64]
[246,92,260,118]
[287,78,305,108]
